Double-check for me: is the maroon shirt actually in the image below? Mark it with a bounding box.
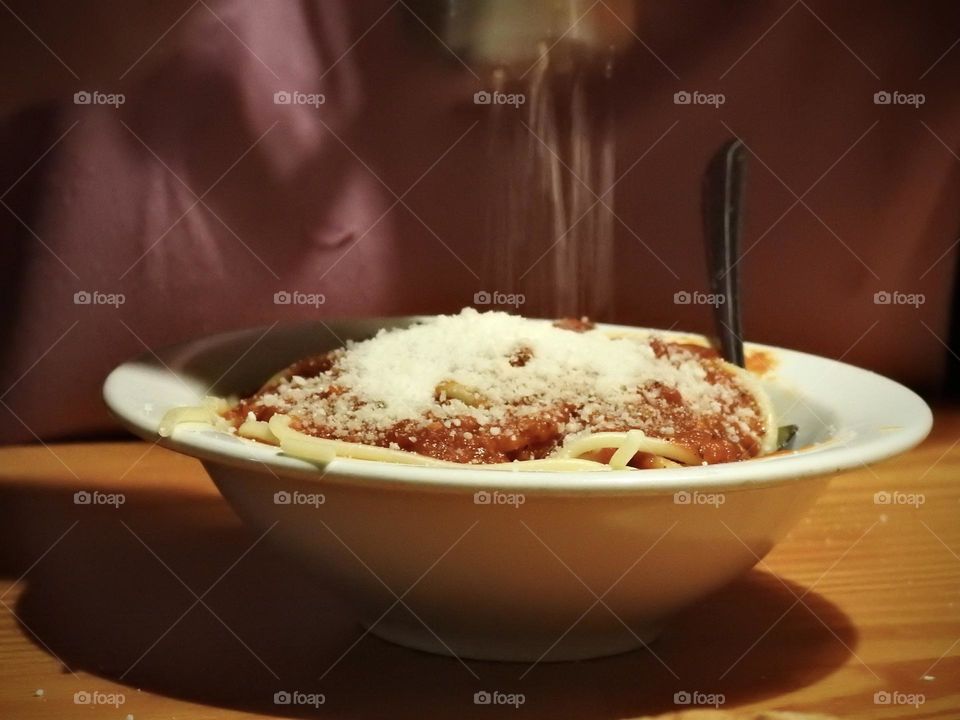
[1,0,958,442]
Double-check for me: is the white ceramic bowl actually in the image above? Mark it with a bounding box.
[103,318,932,662]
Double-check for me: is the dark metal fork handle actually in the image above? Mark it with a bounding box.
[703,138,747,367]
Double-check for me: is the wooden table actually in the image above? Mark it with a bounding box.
[1,410,958,719]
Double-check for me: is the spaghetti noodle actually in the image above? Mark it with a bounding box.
[160,310,777,471]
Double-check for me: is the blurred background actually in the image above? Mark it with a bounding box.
[1,0,959,442]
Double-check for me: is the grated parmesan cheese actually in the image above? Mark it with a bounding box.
[231,309,767,462]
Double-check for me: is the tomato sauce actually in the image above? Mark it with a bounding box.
[224,326,767,466]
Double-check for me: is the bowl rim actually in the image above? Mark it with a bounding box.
[103,317,933,495]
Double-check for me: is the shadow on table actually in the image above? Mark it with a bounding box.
[0,479,856,719]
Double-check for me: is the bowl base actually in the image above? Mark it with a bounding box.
[365,615,663,663]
